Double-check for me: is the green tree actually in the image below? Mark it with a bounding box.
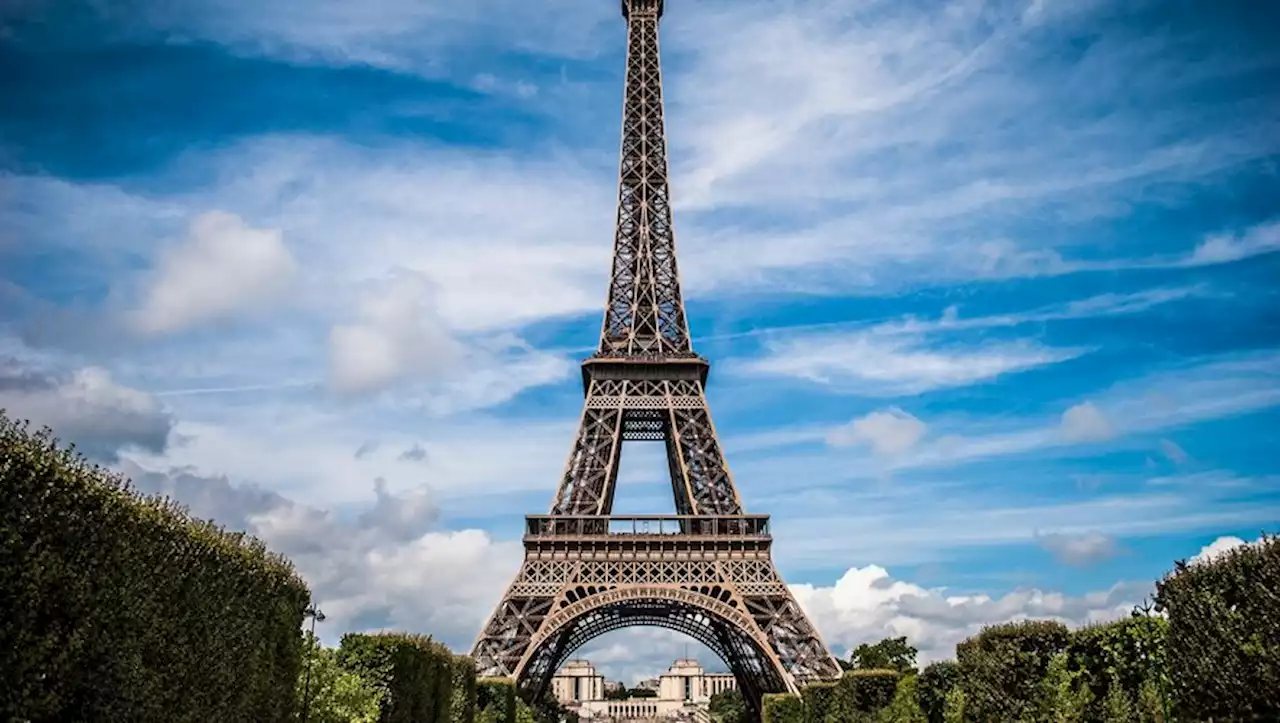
[1137,678,1166,723]
[709,688,747,723]
[878,675,926,723]
[916,662,960,723]
[297,633,383,723]
[1101,685,1135,723]
[846,637,919,674]
[941,688,966,723]
[1036,651,1091,723]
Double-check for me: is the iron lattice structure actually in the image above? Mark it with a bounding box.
[470,0,843,719]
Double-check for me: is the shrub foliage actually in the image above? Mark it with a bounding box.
[476,678,517,723]
[1065,616,1169,721]
[800,681,837,722]
[839,669,902,714]
[1155,535,1279,720]
[337,632,460,723]
[956,620,1069,722]
[450,654,478,723]
[762,692,805,723]
[916,661,960,723]
[0,415,311,723]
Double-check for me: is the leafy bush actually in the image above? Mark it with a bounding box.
[916,661,960,723]
[710,688,748,723]
[762,693,804,723]
[476,678,517,723]
[878,675,926,723]
[298,632,383,723]
[0,415,310,723]
[450,655,477,723]
[845,636,919,674]
[1065,616,1168,721]
[1154,534,1280,720]
[941,688,966,723]
[1036,651,1091,722]
[337,632,456,723]
[837,669,901,715]
[956,619,1069,722]
[516,699,535,723]
[800,681,837,722]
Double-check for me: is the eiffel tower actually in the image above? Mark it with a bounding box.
[470,0,843,718]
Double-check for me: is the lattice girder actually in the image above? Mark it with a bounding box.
[472,0,843,719]
[550,378,743,516]
[470,551,843,719]
[598,1,691,358]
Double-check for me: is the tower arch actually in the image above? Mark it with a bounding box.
[515,587,791,721]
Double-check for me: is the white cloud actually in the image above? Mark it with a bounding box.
[124,410,577,508]
[792,564,1148,664]
[827,407,927,456]
[1059,401,1115,443]
[122,461,521,649]
[328,271,465,394]
[740,331,1082,396]
[1036,532,1120,566]
[131,211,296,334]
[1186,221,1280,266]
[0,360,173,460]
[1188,535,1265,565]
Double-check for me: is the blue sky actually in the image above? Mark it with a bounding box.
[2,0,1278,682]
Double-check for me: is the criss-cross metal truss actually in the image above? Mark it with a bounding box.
[599,0,691,359]
[470,1,842,720]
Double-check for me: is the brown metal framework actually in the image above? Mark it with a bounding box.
[470,1,842,719]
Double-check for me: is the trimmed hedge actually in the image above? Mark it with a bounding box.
[337,632,457,723]
[762,692,804,723]
[800,681,837,722]
[1155,534,1279,720]
[0,415,310,723]
[838,669,901,714]
[880,674,927,722]
[476,678,517,723]
[956,619,1069,722]
[916,661,960,723]
[1066,616,1169,720]
[450,655,478,723]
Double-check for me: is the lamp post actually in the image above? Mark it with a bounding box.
[301,604,326,723]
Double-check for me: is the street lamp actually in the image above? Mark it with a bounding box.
[301,604,326,723]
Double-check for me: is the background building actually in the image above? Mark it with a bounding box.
[552,659,736,721]
[551,660,606,704]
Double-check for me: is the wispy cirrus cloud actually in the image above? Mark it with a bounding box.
[740,333,1082,396]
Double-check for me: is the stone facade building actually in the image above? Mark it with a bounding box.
[551,659,736,721]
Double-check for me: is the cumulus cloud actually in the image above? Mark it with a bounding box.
[122,460,521,648]
[827,407,927,456]
[1036,531,1121,567]
[1188,535,1265,565]
[329,271,465,394]
[132,211,297,335]
[1059,401,1115,443]
[0,359,173,461]
[792,564,1149,664]
[326,268,571,405]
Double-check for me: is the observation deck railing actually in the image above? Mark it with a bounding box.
[524,514,770,539]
